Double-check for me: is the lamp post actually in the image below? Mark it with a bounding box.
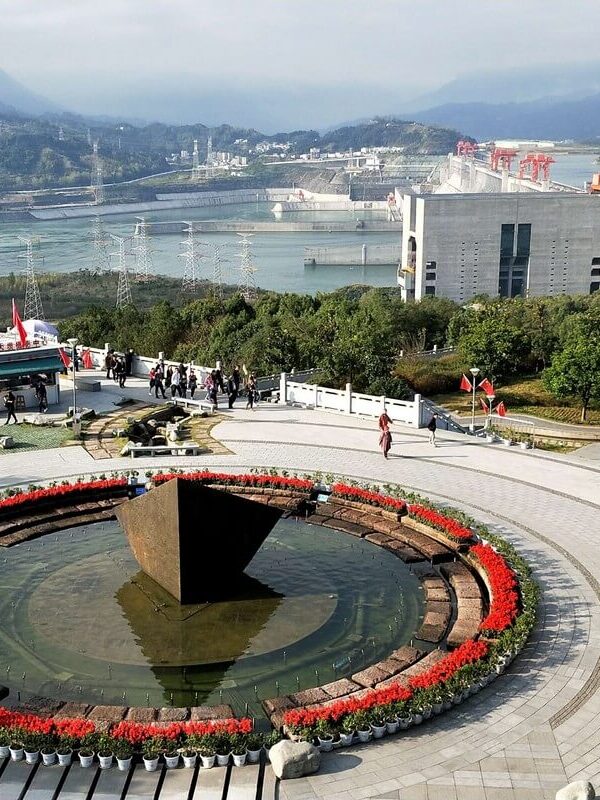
[66,337,79,439]
[469,367,480,433]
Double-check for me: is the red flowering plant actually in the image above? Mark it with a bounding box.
[153,471,313,492]
[408,505,475,542]
[330,483,407,514]
[0,478,128,513]
[471,543,520,634]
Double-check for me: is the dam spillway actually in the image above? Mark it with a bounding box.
[133,219,401,236]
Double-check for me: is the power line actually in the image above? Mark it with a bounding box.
[90,215,111,273]
[111,235,133,308]
[133,217,154,281]
[18,237,45,320]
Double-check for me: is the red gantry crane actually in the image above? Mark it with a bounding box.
[456,140,477,157]
[490,147,518,172]
[518,153,555,183]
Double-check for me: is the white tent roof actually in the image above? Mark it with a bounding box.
[12,319,59,338]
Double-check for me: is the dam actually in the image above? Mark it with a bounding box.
[133,219,401,236]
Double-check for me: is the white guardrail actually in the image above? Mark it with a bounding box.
[280,374,423,428]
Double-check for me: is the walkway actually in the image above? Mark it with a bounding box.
[1,396,600,799]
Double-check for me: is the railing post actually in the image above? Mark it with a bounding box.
[433,344,438,353]
[314,384,319,409]
[279,372,288,405]
[346,383,352,415]
[414,393,422,427]
[380,396,386,415]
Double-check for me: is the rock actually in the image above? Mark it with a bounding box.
[0,437,14,449]
[269,740,321,780]
[556,781,595,800]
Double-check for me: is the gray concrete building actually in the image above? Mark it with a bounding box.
[398,191,600,302]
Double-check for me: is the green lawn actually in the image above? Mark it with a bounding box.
[0,423,73,453]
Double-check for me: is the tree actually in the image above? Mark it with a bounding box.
[543,310,600,422]
[457,306,528,382]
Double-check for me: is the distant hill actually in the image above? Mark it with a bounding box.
[320,118,466,154]
[411,93,600,141]
[0,68,59,116]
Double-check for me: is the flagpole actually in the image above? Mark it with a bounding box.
[469,367,480,433]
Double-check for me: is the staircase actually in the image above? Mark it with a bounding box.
[421,397,468,435]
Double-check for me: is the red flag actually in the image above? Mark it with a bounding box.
[459,374,472,392]
[479,397,489,413]
[478,377,494,395]
[59,348,72,369]
[11,299,27,348]
[82,348,93,369]
[496,401,507,417]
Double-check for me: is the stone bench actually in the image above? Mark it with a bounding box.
[129,442,203,458]
[170,397,215,414]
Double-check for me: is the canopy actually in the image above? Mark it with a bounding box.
[0,356,63,378]
[11,319,59,338]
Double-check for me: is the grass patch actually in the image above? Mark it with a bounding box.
[0,423,73,453]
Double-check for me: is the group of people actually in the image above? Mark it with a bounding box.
[104,349,134,389]
[377,409,438,458]
[2,377,48,425]
[147,361,260,411]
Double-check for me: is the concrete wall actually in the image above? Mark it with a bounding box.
[399,191,600,302]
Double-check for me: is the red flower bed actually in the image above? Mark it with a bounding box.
[0,707,96,739]
[408,504,474,542]
[331,483,406,512]
[110,717,252,745]
[0,479,127,512]
[282,639,488,729]
[471,543,519,632]
[154,471,313,492]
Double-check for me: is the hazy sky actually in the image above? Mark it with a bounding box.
[1,0,599,128]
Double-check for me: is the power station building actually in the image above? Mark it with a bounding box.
[398,155,600,303]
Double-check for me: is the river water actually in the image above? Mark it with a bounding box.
[0,153,596,296]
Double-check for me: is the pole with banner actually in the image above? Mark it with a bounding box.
[469,367,480,433]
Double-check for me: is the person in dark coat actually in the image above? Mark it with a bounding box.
[427,413,438,446]
[227,373,238,409]
[35,380,48,413]
[188,369,197,399]
[3,391,17,424]
[125,348,134,377]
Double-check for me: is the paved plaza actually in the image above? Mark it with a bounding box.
[1,377,600,799]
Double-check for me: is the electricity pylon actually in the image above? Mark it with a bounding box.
[133,217,153,281]
[111,235,133,308]
[237,233,257,301]
[90,215,112,273]
[91,141,104,205]
[18,236,45,320]
[179,223,204,293]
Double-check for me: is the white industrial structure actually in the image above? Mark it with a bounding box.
[398,152,600,302]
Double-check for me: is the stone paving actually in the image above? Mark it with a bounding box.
[1,392,600,799]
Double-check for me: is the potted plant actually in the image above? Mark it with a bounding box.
[245,733,263,764]
[349,711,371,743]
[214,734,231,767]
[0,729,11,759]
[56,735,75,767]
[195,734,216,769]
[339,717,355,747]
[315,719,334,752]
[142,737,161,772]
[369,710,386,740]
[263,731,282,762]
[164,745,180,770]
[230,734,247,767]
[181,745,197,769]
[78,731,96,768]
[381,703,399,735]
[95,734,113,769]
[41,733,57,766]
[23,732,43,765]
[9,737,24,762]
[113,739,133,772]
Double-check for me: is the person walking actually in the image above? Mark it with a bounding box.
[148,367,156,396]
[379,425,392,458]
[204,372,214,402]
[378,408,392,431]
[245,374,257,410]
[232,365,241,394]
[154,367,166,399]
[188,369,197,399]
[227,373,238,409]
[170,368,181,398]
[125,348,134,377]
[165,365,173,392]
[214,366,225,394]
[3,390,17,425]
[118,358,126,388]
[427,413,438,447]
[104,351,114,380]
[35,380,48,413]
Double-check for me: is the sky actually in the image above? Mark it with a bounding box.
[1,0,599,129]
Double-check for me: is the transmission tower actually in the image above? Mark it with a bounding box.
[237,233,257,301]
[111,235,133,308]
[90,215,112,273]
[211,243,229,298]
[133,217,154,281]
[192,139,201,178]
[179,223,204,293]
[18,237,45,320]
[91,140,105,205]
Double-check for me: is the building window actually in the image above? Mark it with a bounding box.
[592,268,600,277]
[516,223,531,257]
[426,272,436,281]
[592,257,600,266]
[425,286,436,296]
[500,224,515,258]
[591,282,600,294]
[426,261,436,270]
